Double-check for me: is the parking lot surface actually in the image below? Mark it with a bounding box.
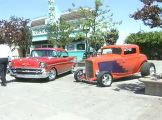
[0,60,162,120]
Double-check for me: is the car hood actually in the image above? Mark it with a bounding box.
[11,57,55,68]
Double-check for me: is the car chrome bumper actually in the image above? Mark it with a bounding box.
[10,71,49,79]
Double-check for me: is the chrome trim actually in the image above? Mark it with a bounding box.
[46,61,72,66]
[10,70,49,79]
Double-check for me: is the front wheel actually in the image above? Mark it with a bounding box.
[141,62,156,77]
[47,68,57,81]
[74,69,84,82]
[97,71,113,87]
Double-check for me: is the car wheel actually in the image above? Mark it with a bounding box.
[141,62,156,77]
[47,68,57,81]
[74,69,84,82]
[97,71,113,87]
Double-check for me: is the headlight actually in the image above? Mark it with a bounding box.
[95,70,99,75]
[40,62,46,68]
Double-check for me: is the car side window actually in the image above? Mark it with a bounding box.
[124,48,136,55]
[61,51,68,57]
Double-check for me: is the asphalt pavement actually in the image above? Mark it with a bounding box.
[0,60,161,120]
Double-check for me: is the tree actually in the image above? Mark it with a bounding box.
[104,29,119,45]
[48,18,73,47]
[130,0,162,28]
[0,16,21,48]
[70,0,121,51]
[0,16,32,57]
[17,23,32,57]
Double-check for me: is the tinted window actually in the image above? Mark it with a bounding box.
[124,48,136,55]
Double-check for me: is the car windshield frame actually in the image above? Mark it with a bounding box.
[31,50,58,57]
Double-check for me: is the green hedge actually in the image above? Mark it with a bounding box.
[125,31,162,60]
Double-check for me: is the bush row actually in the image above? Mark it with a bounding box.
[125,31,162,60]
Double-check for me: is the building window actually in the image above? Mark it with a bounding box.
[67,44,75,50]
[35,45,41,48]
[77,43,85,50]
[48,45,53,48]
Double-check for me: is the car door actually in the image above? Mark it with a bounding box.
[122,47,141,74]
[59,50,71,72]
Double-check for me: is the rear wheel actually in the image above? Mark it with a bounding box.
[97,71,113,87]
[47,68,57,81]
[74,69,84,82]
[141,62,156,77]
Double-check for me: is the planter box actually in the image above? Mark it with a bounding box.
[139,77,162,96]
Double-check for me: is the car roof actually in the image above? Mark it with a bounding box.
[102,44,139,49]
[33,47,65,50]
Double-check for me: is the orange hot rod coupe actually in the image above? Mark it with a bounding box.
[74,44,156,87]
[10,48,76,81]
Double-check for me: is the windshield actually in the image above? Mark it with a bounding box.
[102,48,121,55]
[31,50,58,57]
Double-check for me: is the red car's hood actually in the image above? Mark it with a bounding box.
[11,57,54,68]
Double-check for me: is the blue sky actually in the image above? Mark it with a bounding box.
[0,0,161,43]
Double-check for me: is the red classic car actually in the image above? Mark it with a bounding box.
[10,48,76,81]
[74,44,156,87]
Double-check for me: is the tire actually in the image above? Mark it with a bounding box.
[74,69,84,82]
[47,68,57,81]
[141,62,156,77]
[97,71,113,87]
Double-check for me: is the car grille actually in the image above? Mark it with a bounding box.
[85,60,93,78]
[11,68,42,75]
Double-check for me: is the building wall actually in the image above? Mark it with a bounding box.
[30,8,90,61]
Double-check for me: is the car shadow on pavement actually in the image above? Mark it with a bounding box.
[74,80,97,86]
[113,75,145,94]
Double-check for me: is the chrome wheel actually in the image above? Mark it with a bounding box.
[141,62,156,77]
[150,66,155,75]
[74,69,84,82]
[48,68,57,81]
[97,71,113,87]
[101,74,112,86]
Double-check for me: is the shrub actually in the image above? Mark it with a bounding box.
[125,31,162,60]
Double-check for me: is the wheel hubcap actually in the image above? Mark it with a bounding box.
[77,70,83,80]
[49,69,56,80]
[150,66,155,74]
[102,74,112,85]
